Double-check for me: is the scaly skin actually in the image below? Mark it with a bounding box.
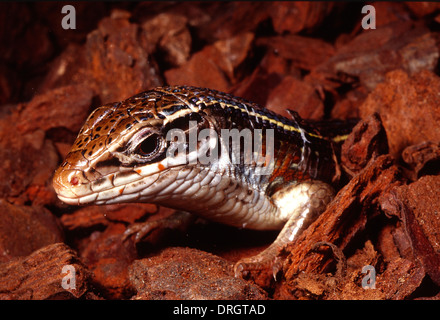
[53,86,346,278]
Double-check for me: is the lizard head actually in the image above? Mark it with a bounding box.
[53,87,214,206]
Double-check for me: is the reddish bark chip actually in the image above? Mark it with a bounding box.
[0,243,94,299]
[129,247,268,300]
[360,70,440,159]
[0,201,63,262]
[265,76,324,120]
[341,112,389,175]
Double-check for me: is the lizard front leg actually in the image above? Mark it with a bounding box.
[234,180,335,278]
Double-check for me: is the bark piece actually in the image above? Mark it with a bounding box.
[0,243,93,299]
[307,22,439,92]
[0,121,59,203]
[360,70,440,159]
[231,50,293,107]
[84,10,163,104]
[402,141,440,179]
[16,84,94,134]
[165,32,254,91]
[80,224,138,299]
[141,12,191,67]
[257,35,335,71]
[195,2,270,41]
[268,2,335,34]
[281,155,401,289]
[60,203,157,231]
[380,175,440,286]
[129,247,267,300]
[265,76,324,120]
[341,113,389,175]
[0,201,63,262]
[405,2,440,17]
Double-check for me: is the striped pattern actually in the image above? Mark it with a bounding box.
[53,85,347,225]
[52,86,356,273]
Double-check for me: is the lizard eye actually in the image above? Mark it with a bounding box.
[135,133,163,159]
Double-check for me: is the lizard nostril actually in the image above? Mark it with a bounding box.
[70,176,79,186]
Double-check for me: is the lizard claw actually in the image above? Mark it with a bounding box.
[234,262,250,279]
[122,221,159,242]
[122,211,195,243]
[271,256,283,281]
[233,254,284,281]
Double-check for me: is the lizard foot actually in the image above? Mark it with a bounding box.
[122,210,194,243]
[234,254,283,280]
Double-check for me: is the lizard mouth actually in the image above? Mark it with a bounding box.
[52,156,185,206]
